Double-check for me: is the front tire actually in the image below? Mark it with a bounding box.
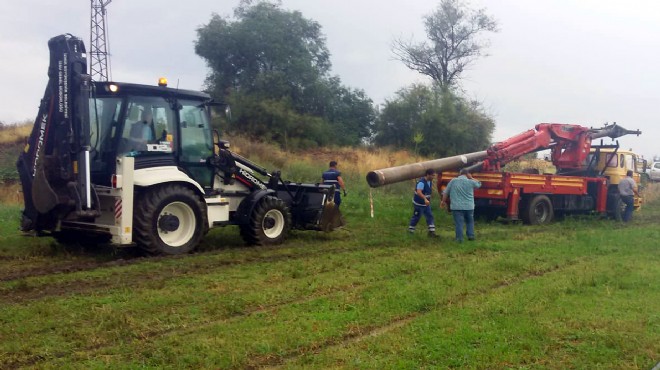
[134,185,207,255]
[521,195,554,225]
[241,196,292,246]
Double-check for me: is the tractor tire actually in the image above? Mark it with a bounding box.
[521,195,554,225]
[240,196,292,246]
[133,184,208,255]
[607,193,624,222]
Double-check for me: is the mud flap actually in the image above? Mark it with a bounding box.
[319,201,344,232]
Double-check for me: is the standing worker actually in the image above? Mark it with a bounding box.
[441,168,482,242]
[408,169,438,238]
[322,161,347,207]
[617,170,639,222]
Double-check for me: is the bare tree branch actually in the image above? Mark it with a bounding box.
[392,0,498,89]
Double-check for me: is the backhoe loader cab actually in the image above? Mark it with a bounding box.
[88,81,216,189]
[17,34,337,255]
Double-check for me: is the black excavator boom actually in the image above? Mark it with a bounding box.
[16,34,98,232]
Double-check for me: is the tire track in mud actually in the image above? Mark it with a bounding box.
[2,279,374,369]
[0,239,388,282]
[251,259,584,370]
[3,250,426,368]
[0,243,390,304]
[13,258,583,369]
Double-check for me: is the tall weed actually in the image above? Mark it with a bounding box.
[0,121,32,144]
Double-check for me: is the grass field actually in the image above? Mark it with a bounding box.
[1,126,658,368]
[1,176,658,368]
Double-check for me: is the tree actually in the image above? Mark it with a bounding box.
[374,84,493,157]
[195,1,374,148]
[392,0,498,89]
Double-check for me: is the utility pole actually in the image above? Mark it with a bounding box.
[90,0,112,81]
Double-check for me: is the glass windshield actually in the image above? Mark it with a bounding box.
[179,100,213,163]
[89,97,122,158]
[118,97,176,156]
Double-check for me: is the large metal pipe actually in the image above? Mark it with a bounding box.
[366,151,488,188]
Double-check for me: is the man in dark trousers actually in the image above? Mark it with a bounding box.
[441,168,482,242]
[617,170,639,222]
[408,168,438,238]
[322,161,346,207]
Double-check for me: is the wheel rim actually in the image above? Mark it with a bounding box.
[158,201,196,248]
[262,209,285,239]
[534,202,549,223]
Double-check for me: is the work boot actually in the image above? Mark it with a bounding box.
[428,231,439,238]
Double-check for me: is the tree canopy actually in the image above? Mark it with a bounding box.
[374,84,494,157]
[195,1,374,148]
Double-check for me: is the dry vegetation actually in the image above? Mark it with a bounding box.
[503,158,556,174]
[0,121,31,145]
[226,134,427,175]
[0,183,21,204]
[642,181,660,203]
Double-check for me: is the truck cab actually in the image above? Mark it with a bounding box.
[587,147,645,210]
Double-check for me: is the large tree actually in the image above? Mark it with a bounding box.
[195,1,374,148]
[374,84,494,157]
[392,0,498,89]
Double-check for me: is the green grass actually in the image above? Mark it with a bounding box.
[0,169,659,368]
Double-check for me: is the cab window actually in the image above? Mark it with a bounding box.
[624,155,633,170]
[118,97,176,155]
[605,153,618,167]
[89,97,122,156]
[179,101,213,163]
[179,100,213,187]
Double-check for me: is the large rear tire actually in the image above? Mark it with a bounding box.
[133,185,207,255]
[240,196,291,246]
[521,195,554,225]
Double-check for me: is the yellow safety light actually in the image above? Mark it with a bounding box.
[158,77,168,87]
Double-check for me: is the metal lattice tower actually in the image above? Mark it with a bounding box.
[90,0,112,81]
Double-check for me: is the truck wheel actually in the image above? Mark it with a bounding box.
[521,195,554,225]
[607,193,624,221]
[134,185,207,255]
[241,196,291,246]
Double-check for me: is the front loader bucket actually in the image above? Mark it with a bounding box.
[319,201,344,232]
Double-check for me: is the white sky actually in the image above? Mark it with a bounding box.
[0,0,658,159]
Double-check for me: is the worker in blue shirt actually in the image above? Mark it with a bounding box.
[408,169,438,238]
[322,161,346,207]
[441,168,482,242]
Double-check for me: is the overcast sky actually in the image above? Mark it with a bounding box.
[1,0,658,159]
